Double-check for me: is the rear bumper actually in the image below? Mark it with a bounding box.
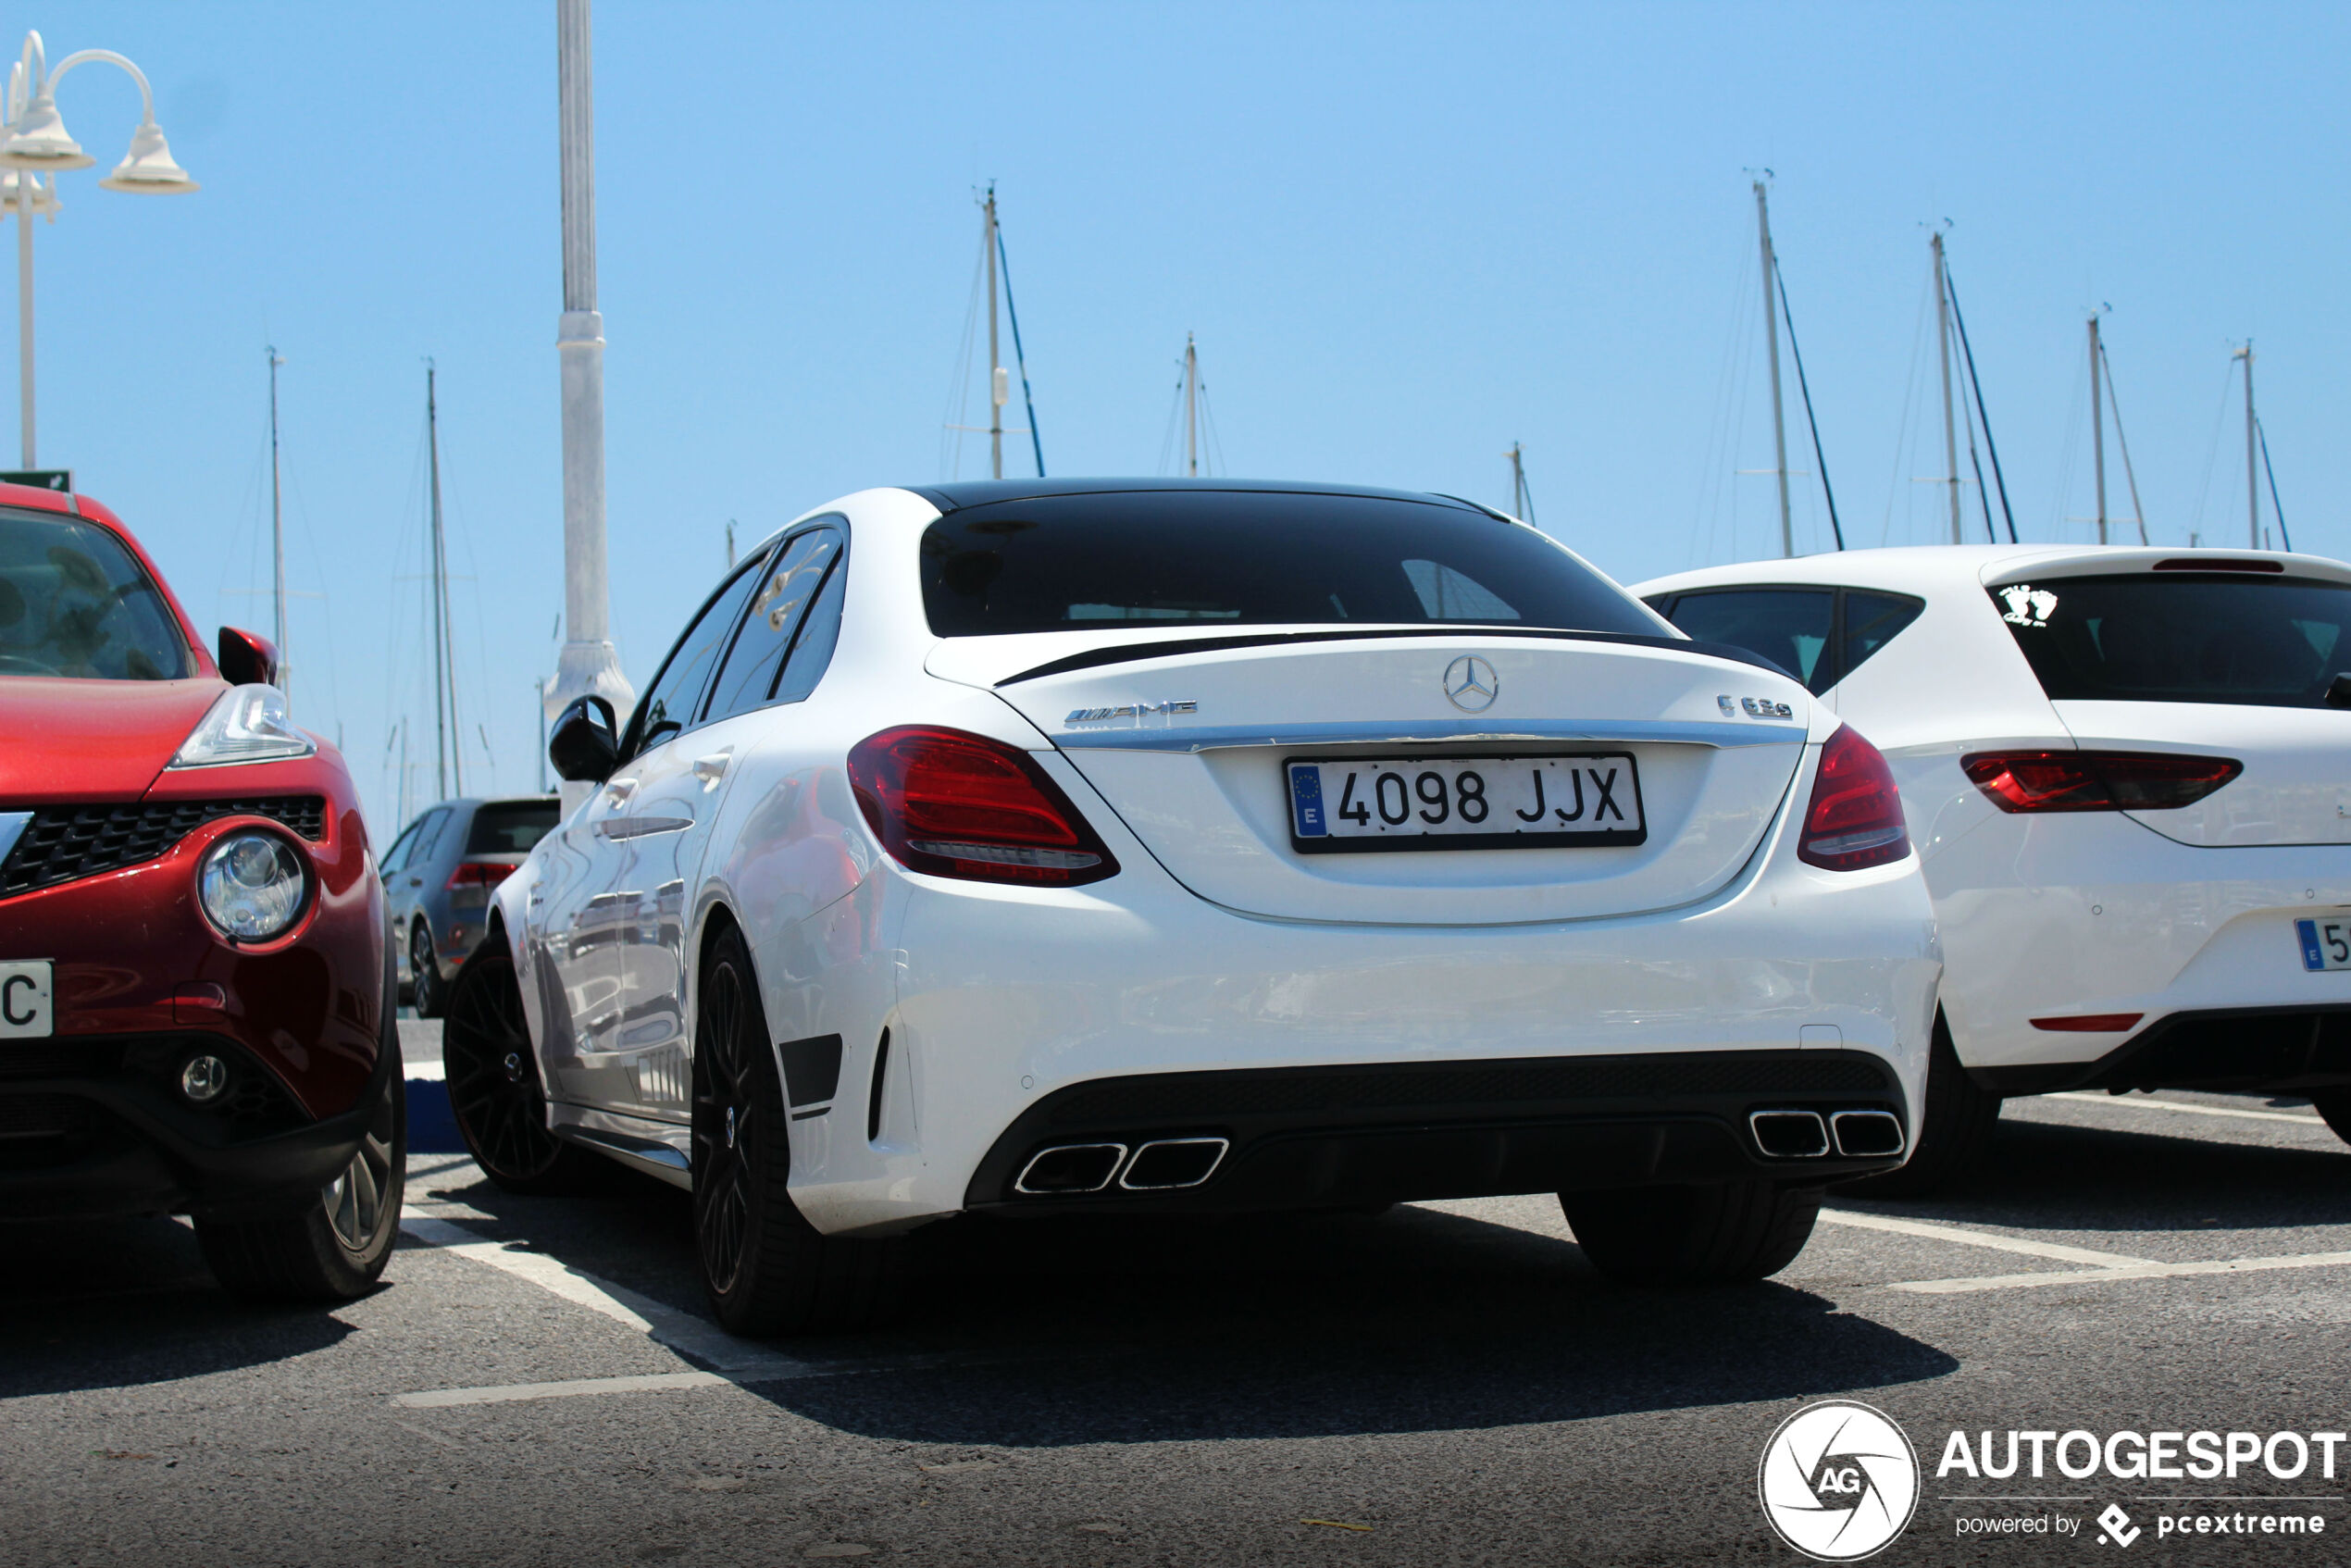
[0,1026,391,1223]
[962,1050,1910,1213]
[1974,1004,2351,1097]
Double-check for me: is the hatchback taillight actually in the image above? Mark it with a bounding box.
[847,726,1120,887]
[1959,751,2242,814]
[1798,725,1910,871]
[445,862,516,890]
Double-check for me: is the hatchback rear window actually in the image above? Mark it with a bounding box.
[917,492,1658,638]
[0,508,191,679]
[466,801,560,855]
[1992,574,2351,707]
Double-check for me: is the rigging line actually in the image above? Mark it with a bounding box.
[994,225,1046,477]
[2047,329,2087,540]
[939,217,988,479]
[1155,363,1186,476]
[1949,292,1994,543]
[1883,262,1933,545]
[1689,232,1752,567]
[1773,259,1844,552]
[2256,417,2293,554]
[2188,357,2236,543]
[2095,337,2150,545]
[1197,369,1228,479]
[1941,260,2019,544]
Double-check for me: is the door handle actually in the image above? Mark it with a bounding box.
[693,752,733,787]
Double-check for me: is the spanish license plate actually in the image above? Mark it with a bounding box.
[1286,753,1646,853]
[0,959,53,1039]
[2297,919,2351,972]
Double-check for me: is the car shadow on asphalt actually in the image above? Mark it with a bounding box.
[0,1216,355,1397]
[1835,1109,2351,1238]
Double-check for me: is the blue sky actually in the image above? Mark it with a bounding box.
[27,2,2347,836]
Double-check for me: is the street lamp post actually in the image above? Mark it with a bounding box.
[0,30,197,470]
[545,0,630,809]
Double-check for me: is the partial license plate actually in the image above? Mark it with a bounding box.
[2297,919,2351,972]
[1286,753,1647,853]
[0,959,53,1039]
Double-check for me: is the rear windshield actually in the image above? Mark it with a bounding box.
[0,508,192,679]
[1993,574,2351,707]
[918,492,1660,638]
[466,801,560,855]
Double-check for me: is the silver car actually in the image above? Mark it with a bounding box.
[382,796,560,1017]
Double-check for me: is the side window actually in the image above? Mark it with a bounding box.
[379,819,423,876]
[772,549,848,705]
[623,550,770,760]
[703,525,843,723]
[1664,589,1836,694]
[401,808,452,871]
[1841,591,1924,682]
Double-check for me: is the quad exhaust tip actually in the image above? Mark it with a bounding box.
[1748,1109,1831,1159]
[1831,1109,1906,1159]
[1119,1137,1229,1190]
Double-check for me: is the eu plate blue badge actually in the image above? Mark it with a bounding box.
[2298,919,2325,972]
[1288,764,1328,837]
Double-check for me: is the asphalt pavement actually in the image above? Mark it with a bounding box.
[6,1053,2350,1567]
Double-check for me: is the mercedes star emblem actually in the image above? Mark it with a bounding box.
[1443,654,1499,713]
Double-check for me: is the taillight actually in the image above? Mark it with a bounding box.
[445,862,516,890]
[1960,752,2242,814]
[1798,725,1910,871]
[846,726,1120,887]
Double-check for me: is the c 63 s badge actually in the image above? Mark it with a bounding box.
[1065,700,1199,724]
[1720,694,1796,720]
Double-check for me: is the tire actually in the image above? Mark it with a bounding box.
[443,932,603,1195]
[197,1055,406,1303]
[1562,1180,1823,1286]
[409,921,445,1020]
[692,924,900,1336]
[1835,1010,2001,1199]
[2308,1090,2351,1149]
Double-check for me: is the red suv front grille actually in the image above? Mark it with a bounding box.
[0,796,327,899]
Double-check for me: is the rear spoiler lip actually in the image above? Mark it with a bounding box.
[993,626,1795,688]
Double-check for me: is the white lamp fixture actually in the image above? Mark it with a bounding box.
[0,29,197,467]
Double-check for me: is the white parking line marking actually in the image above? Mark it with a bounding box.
[1888,1249,2351,1295]
[394,1372,732,1409]
[2046,1091,2327,1126]
[398,1210,813,1376]
[1819,1207,2153,1267]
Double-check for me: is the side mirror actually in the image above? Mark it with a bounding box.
[218,627,280,688]
[548,695,620,782]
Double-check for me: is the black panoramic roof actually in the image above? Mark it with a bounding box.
[902,477,1493,516]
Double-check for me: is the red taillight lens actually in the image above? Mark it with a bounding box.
[445,862,516,890]
[1960,752,2242,814]
[1798,725,1910,871]
[846,726,1120,888]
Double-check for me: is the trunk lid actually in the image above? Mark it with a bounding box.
[2054,700,2351,847]
[947,630,1814,925]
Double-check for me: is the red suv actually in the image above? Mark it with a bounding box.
[0,481,401,1300]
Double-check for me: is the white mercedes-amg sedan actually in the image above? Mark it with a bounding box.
[444,480,1939,1333]
[1637,544,2351,1191]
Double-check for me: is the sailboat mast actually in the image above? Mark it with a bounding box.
[428,365,461,799]
[1753,182,1793,557]
[267,346,288,699]
[1932,232,1961,544]
[2239,342,2259,547]
[2089,316,2108,545]
[1184,335,1199,478]
[1507,442,1534,523]
[984,187,1002,481]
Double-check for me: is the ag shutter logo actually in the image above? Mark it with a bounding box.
[1759,1400,1921,1562]
[2096,1503,2142,1547]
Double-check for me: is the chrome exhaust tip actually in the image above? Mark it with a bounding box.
[1748,1109,1831,1159]
[1118,1137,1229,1190]
[1014,1142,1128,1195]
[1831,1109,1906,1159]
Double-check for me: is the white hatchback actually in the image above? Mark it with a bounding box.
[1637,545,2351,1189]
[445,480,1939,1332]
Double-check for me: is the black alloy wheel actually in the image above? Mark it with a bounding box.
[442,934,599,1194]
[409,921,445,1019]
[691,924,900,1336]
